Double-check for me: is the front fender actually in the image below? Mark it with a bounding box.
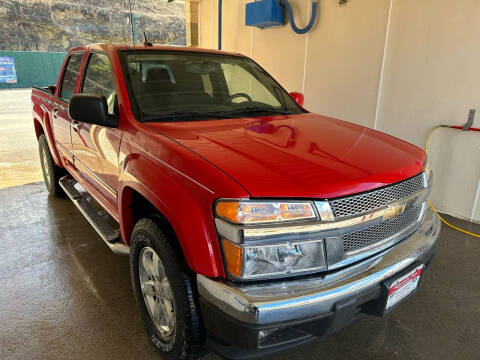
[118,153,226,278]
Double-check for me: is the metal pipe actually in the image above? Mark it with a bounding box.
[470,178,480,222]
[218,0,222,50]
[132,14,141,45]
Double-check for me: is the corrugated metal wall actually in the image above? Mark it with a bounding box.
[0,51,66,89]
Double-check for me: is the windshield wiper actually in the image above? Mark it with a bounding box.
[142,111,230,122]
[142,108,294,122]
[220,107,294,117]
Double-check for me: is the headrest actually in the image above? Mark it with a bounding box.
[145,68,174,93]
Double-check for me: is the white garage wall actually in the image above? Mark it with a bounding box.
[376,0,480,222]
[197,0,480,222]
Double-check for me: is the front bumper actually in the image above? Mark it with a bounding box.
[198,207,441,359]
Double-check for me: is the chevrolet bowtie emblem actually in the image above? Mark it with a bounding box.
[383,203,406,220]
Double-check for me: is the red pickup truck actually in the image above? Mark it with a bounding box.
[32,44,440,359]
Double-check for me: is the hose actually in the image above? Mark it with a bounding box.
[425,125,480,238]
[281,0,318,34]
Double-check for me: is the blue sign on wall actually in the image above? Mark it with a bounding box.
[0,56,17,83]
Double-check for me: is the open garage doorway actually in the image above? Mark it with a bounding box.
[0,0,186,189]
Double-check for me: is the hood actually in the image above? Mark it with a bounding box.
[145,113,426,198]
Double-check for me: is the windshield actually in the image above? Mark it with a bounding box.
[119,50,304,122]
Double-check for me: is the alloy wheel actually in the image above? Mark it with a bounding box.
[138,246,176,339]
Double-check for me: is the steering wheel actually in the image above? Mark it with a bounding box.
[225,92,252,103]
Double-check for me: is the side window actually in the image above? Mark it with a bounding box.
[59,52,84,101]
[82,53,116,115]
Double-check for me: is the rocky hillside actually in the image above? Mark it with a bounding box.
[0,0,185,52]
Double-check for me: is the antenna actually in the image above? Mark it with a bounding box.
[143,32,153,47]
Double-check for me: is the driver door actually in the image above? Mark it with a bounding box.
[71,51,121,207]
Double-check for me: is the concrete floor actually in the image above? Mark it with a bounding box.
[0,182,479,360]
[0,89,43,189]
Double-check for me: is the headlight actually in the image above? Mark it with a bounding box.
[220,238,326,280]
[215,199,327,280]
[215,200,316,224]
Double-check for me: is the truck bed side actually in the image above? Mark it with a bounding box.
[32,86,63,167]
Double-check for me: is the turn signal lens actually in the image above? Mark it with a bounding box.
[215,201,316,224]
[221,239,243,277]
[215,201,240,222]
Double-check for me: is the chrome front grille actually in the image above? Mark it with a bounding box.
[342,204,423,254]
[329,173,425,218]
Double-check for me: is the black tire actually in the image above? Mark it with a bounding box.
[130,218,205,360]
[38,134,65,196]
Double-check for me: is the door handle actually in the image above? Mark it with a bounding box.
[71,121,81,132]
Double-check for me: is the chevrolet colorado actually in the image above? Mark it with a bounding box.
[31,44,440,359]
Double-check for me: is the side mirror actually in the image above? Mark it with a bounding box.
[69,94,118,127]
[289,92,304,107]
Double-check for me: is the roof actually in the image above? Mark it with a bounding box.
[72,43,245,57]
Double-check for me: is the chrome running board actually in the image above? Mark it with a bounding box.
[59,175,129,256]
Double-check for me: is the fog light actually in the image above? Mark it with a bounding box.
[259,327,280,340]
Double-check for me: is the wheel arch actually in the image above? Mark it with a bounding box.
[120,185,176,244]
[33,118,44,139]
[33,108,63,167]
[119,183,199,274]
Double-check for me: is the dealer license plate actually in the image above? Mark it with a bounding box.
[385,264,424,310]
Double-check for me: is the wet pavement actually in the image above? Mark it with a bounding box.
[0,181,479,360]
[0,89,43,189]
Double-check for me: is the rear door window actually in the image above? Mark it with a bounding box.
[59,52,84,101]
